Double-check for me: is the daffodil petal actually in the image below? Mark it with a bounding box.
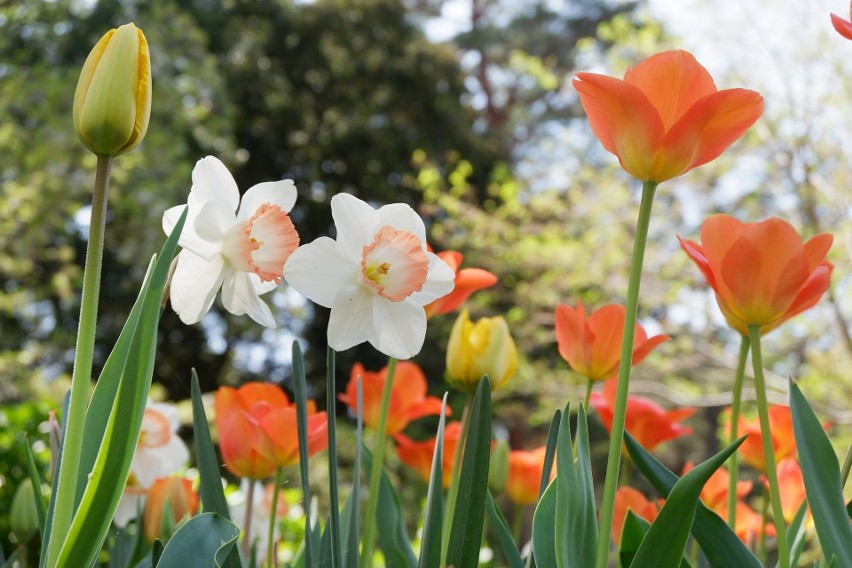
[221,272,276,328]
[191,156,240,213]
[237,180,298,221]
[193,199,231,246]
[371,299,427,360]
[250,272,278,295]
[284,236,358,307]
[331,193,381,258]
[163,204,218,259]
[169,251,225,325]
[113,493,145,529]
[406,253,455,306]
[328,286,375,352]
[377,202,427,244]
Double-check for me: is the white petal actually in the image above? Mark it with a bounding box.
[249,272,278,295]
[162,204,185,237]
[377,203,427,244]
[146,401,181,433]
[221,272,277,328]
[328,286,375,352]
[132,435,190,487]
[370,299,426,359]
[113,492,145,528]
[407,253,456,306]
[193,199,231,246]
[163,204,220,259]
[191,156,240,214]
[331,193,380,258]
[284,237,358,307]
[169,251,226,325]
[237,180,298,220]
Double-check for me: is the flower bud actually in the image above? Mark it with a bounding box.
[10,479,40,542]
[488,437,509,494]
[143,477,199,543]
[73,23,151,156]
[446,309,518,393]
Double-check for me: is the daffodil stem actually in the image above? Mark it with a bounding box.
[267,467,283,568]
[360,356,397,566]
[327,346,342,567]
[748,324,789,568]
[727,335,750,531]
[594,180,657,568]
[441,394,473,562]
[46,155,112,566]
[243,479,256,558]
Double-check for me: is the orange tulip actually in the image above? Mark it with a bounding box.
[764,458,807,523]
[680,214,833,336]
[731,405,797,473]
[573,50,763,183]
[339,361,447,435]
[590,379,694,452]
[612,487,663,546]
[394,421,462,487]
[832,3,852,40]
[505,447,552,506]
[424,251,497,318]
[554,302,669,382]
[215,382,325,478]
[143,476,199,543]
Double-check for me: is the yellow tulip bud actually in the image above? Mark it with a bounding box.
[73,23,151,156]
[446,308,518,393]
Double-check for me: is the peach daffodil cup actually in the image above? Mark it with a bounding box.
[573,50,763,183]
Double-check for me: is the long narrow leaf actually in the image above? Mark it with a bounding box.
[630,436,745,568]
[23,434,46,536]
[445,376,492,568]
[325,347,342,567]
[362,447,417,568]
[155,513,240,568]
[292,341,315,568]
[485,491,524,568]
[786,501,808,568]
[55,210,186,568]
[341,376,363,568]
[619,512,691,568]
[624,432,761,568]
[38,393,67,568]
[531,479,557,568]
[790,381,852,567]
[526,409,561,568]
[418,394,448,568]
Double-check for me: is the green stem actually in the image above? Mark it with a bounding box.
[441,395,473,563]
[46,155,112,566]
[360,357,397,566]
[594,180,657,568]
[748,324,789,568]
[243,479,256,558]
[727,335,750,530]
[267,467,283,568]
[758,491,768,562]
[583,380,593,411]
[326,347,342,567]
[840,442,852,489]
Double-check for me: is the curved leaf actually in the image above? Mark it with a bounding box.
[485,490,524,568]
[419,394,448,568]
[531,480,557,568]
[155,513,240,568]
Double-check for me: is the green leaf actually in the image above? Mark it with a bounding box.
[531,479,557,568]
[325,347,343,566]
[618,510,652,568]
[55,209,187,568]
[624,432,760,568]
[341,376,363,568]
[790,381,852,567]
[362,447,417,568]
[419,394,448,568]
[445,376,492,568]
[155,513,240,568]
[39,393,69,567]
[630,435,745,568]
[526,409,561,568]
[1,549,19,568]
[786,501,809,568]
[485,490,524,568]
[292,341,315,568]
[23,434,46,536]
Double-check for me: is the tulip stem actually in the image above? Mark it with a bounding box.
[243,480,256,558]
[583,380,593,412]
[327,346,342,568]
[748,324,789,568]
[594,180,657,568]
[441,394,473,562]
[267,467,283,568]
[727,335,750,530]
[360,356,397,566]
[46,155,112,566]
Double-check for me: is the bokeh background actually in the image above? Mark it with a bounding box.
[2,0,850,560]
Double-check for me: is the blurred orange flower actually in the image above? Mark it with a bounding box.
[339,361,447,435]
[680,215,833,336]
[424,251,497,318]
[590,379,694,452]
[554,302,669,382]
[506,446,552,506]
[573,50,763,183]
[763,458,807,523]
[215,382,326,478]
[612,487,663,545]
[143,476,199,543]
[394,421,462,487]
[831,3,852,40]
[732,405,797,473]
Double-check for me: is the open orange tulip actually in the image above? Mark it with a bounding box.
[573,50,763,183]
[764,458,807,523]
[732,404,797,473]
[554,302,669,382]
[612,487,663,546]
[590,378,694,452]
[424,250,497,318]
[339,361,447,435]
[505,446,552,506]
[680,215,833,336]
[394,421,462,487]
[143,476,199,543]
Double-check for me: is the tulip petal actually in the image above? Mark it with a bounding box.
[328,286,375,352]
[774,263,833,330]
[831,12,852,40]
[631,333,670,367]
[696,214,746,304]
[678,237,716,290]
[284,236,358,307]
[624,50,717,130]
[371,298,427,360]
[573,73,664,180]
[192,156,240,214]
[237,180,298,221]
[221,271,276,328]
[555,303,587,372]
[238,383,290,411]
[803,233,833,271]
[587,304,628,379]
[169,251,225,325]
[331,193,381,258]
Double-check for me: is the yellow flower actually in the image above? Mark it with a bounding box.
[73,23,151,156]
[446,308,517,393]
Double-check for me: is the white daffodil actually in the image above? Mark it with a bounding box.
[162,156,300,328]
[284,193,454,359]
[113,401,190,528]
